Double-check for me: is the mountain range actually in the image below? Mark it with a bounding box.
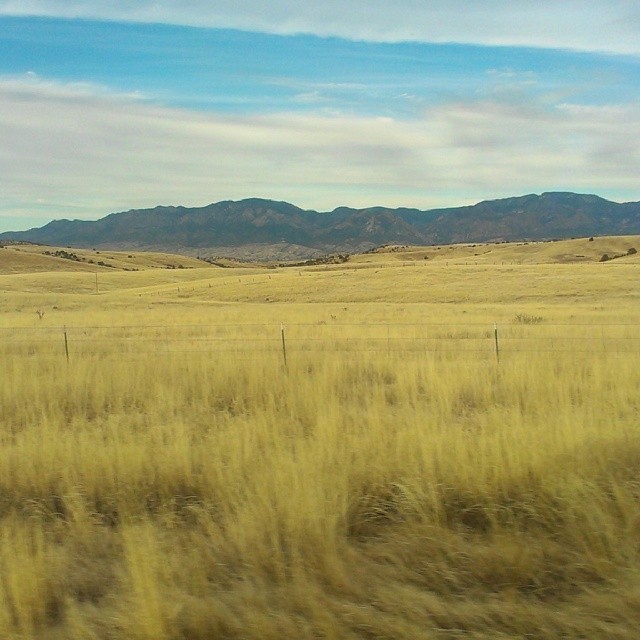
[2,192,640,260]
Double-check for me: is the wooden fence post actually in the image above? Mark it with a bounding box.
[63,325,69,364]
[494,322,500,363]
[281,323,287,368]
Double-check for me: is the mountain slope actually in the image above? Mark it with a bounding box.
[2,192,640,259]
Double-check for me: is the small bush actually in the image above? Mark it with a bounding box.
[514,314,544,325]
[627,247,637,255]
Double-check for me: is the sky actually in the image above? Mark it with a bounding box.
[1,1,640,231]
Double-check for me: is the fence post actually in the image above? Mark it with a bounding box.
[281,322,287,368]
[494,322,500,363]
[63,325,69,364]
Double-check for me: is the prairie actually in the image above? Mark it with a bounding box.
[0,237,639,639]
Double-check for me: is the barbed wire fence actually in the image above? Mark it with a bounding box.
[2,322,639,364]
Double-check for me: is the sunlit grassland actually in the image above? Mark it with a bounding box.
[0,244,209,275]
[1,241,639,639]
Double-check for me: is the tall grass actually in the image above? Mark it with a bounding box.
[1,252,638,638]
[1,329,639,638]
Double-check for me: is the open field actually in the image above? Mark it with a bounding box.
[1,238,640,639]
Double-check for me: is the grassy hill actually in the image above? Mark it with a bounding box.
[360,235,640,265]
[0,243,214,274]
[2,233,639,275]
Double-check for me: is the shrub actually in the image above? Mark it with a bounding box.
[514,314,544,324]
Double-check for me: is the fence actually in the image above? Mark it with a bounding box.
[1,322,639,364]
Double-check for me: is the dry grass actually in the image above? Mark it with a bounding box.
[0,244,211,274]
[362,235,640,265]
[0,238,639,639]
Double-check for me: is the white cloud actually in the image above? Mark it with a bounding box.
[1,76,639,230]
[1,0,640,55]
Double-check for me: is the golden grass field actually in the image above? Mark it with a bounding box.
[1,236,639,639]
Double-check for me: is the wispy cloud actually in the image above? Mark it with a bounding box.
[4,17,637,119]
[1,1,640,54]
[2,76,639,230]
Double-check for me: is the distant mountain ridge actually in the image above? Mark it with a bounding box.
[2,192,640,260]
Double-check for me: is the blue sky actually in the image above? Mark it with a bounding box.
[1,1,640,231]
